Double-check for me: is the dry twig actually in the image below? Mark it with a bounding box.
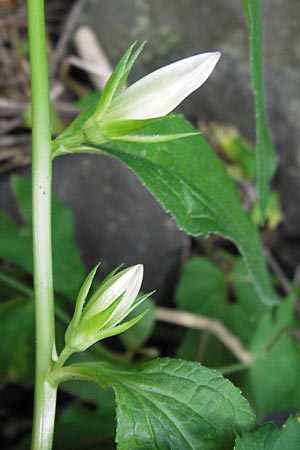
[155,306,252,364]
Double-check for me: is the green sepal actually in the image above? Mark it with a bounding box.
[85,118,159,142]
[52,103,97,153]
[93,310,148,342]
[71,263,100,329]
[111,132,199,143]
[95,42,145,119]
[78,292,126,335]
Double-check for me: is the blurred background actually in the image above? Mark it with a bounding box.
[0,0,299,448]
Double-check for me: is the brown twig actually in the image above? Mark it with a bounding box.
[73,26,113,90]
[155,306,252,364]
[49,0,88,75]
[264,246,291,294]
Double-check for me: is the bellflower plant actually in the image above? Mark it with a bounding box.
[26,0,231,444]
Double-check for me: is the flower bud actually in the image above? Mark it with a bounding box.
[100,52,221,123]
[53,45,220,153]
[65,264,148,352]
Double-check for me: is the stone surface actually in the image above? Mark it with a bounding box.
[0,156,185,302]
[86,0,300,236]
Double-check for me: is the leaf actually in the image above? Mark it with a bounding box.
[55,358,256,450]
[0,299,34,385]
[249,295,300,414]
[242,0,276,221]
[175,256,231,365]
[0,211,33,273]
[54,403,116,450]
[85,115,278,307]
[8,176,86,300]
[234,416,300,450]
[229,258,267,346]
[175,256,228,318]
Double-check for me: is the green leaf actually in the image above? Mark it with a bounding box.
[55,358,256,449]
[175,256,231,365]
[0,299,34,385]
[175,256,228,318]
[249,295,300,414]
[120,298,155,351]
[7,176,86,300]
[242,0,276,221]
[235,416,300,450]
[54,403,115,450]
[0,211,33,273]
[84,115,278,307]
[229,258,267,346]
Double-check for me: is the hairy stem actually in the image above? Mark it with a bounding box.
[28,0,57,448]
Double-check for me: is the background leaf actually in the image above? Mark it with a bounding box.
[54,402,115,450]
[87,115,278,307]
[0,176,86,300]
[175,256,231,366]
[0,299,34,385]
[234,416,300,450]
[242,0,276,220]
[248,295,300,414]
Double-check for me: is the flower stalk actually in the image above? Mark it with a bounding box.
[28,0,57,448]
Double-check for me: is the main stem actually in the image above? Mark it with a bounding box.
[28,0,57,449]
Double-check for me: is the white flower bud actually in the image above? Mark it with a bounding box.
[65,264,147,352]
[102,52,221,122]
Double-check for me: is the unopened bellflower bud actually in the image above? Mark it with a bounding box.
[64,264,148,353]
[53,44,220,153]
[100,52,221,123]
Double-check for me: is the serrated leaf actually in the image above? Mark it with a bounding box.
[235,416,300,450]
[242,0,276,221]
[55,358,256,449]
[84,115,278,307]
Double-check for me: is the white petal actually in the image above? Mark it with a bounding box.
[107,264,144,324]
[104,52,220,121]
[83,264,143,321]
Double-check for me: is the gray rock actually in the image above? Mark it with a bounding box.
[87,0,300,236]
[51,154,185,299]
[0,155,185,302]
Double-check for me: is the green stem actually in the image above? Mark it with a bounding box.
[216,361,250,376]
[28,0,57,449]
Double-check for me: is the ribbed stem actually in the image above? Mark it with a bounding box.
[28,0,57,448]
